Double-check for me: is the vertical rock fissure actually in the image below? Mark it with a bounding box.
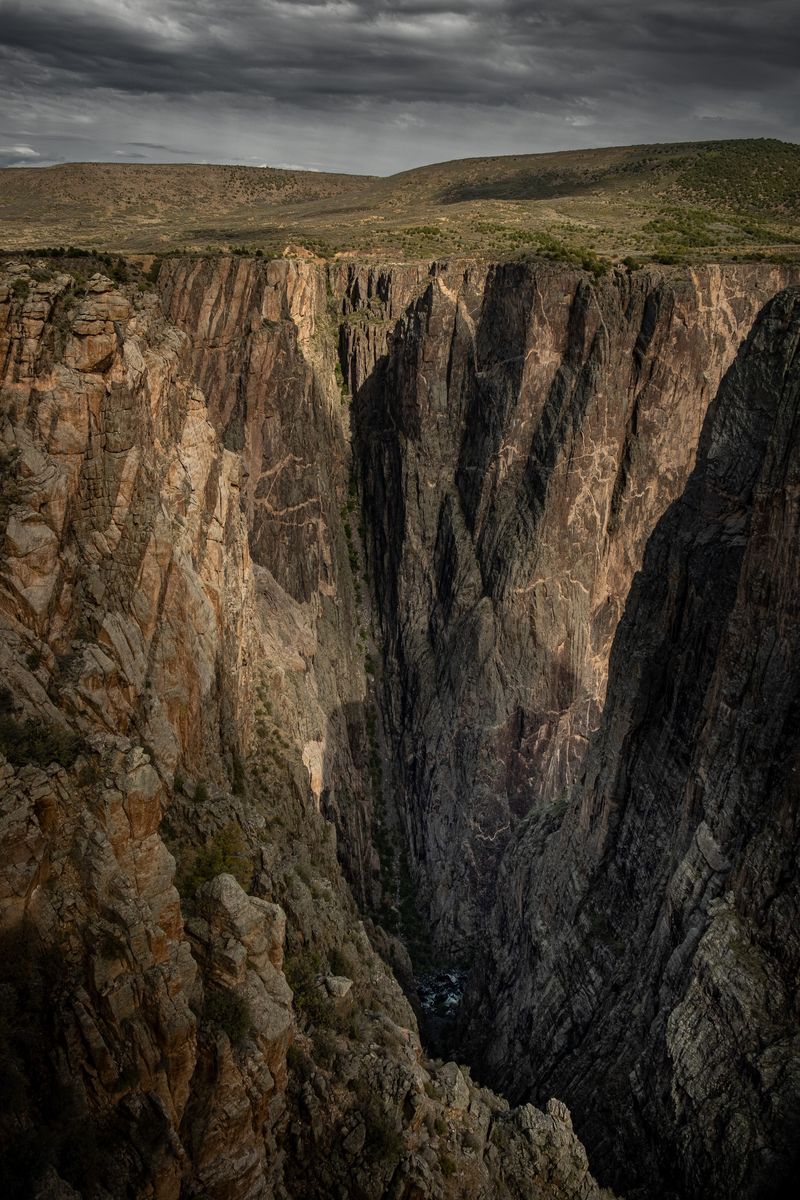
[348,260,800,972]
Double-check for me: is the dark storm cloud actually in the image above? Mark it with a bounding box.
[0,1,797,171]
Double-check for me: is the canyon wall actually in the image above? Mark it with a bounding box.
[346,259,798,954]
[466,286,800,1199]
[0,255,610,1200]
[2,250,797,1199]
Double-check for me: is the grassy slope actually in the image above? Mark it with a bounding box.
[1,138,798,265]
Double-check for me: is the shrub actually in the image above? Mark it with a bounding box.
[365,1099,403,1160]
[286,1041,314,1083]
[230,752,246,796]
[0,711,85,769]
[177,824,251,896]
[653,249,684,265]
[285,951,326,1024]
[0,448,22,521]
[328,946,350,976]
[285,949,348,1032]
[203,987,252,1045]
[295,860,315,886]
[312,1026,338,1067]
[9,278,29,301]
[109,257,128,284]
[77,760,101,787]
[194,780,209,803]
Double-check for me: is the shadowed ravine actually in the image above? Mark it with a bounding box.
[0,252,798,1200]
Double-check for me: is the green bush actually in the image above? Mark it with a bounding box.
[203,987,252,1045]
[177,824,251,896]
[653,249,684,265]
[284,951,328,1027]
[0,709,85,769]
[312,1026,338,1067]
[285,949,349,1033]
[440,1153,457,1177]
[328,946,351,976]
[286,1040,314,1083]
[0,448,22,524]
[230,752,246,796]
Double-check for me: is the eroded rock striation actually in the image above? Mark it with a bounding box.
[347,260,798,953]
[466,286,800,1199]
[2,250,798,1200]
[0,256,612,1200]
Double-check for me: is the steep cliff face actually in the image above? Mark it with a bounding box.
[157,255,382,904]
[466,286,800,1199]
[2,250,798,1200]
[346,260,798,953]
[0,256,611,1200]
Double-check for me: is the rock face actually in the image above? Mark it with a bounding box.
[2,250,799,1200]
[466,286,800,1199]
[0,256,612,1200]
[348,259,799,953]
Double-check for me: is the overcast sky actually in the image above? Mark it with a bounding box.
[0,0,797,174]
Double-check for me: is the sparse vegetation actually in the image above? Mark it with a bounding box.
[203,986,252,1044]
[0,450,23,535]
[440,1153,458,1177]
[286,1040,314,1082]
[312,1025,338,1067]
[328,945,351,976]
[3,140,799,264]
[350,1076,404,1162]
[285,950,329,1028]
[176,823,251,896]
[0,689,86,769]
[230,751,246,796]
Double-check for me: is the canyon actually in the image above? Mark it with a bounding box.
[0,250,798,1200]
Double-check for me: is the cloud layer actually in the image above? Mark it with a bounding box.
[1,0,797,172]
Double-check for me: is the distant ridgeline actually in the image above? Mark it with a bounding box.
[1,137,798,265]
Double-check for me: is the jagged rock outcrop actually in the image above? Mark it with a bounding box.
[0,255,612,1200]
[466,286,800,1199]
[3,248,799,1200]
[347,259,799,953]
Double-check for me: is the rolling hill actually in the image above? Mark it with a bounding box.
[1,138,798,265]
